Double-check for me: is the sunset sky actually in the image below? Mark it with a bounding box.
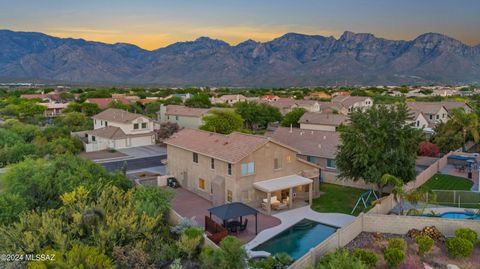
[2,0,479,50]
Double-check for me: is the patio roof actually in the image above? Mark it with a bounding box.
[207,202,258,221]
[253,174,313,193]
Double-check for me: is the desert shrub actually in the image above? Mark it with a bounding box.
[200,236,247,269]
[383,247,405,268]
[445,237,474,258]
[171,217,198,235]
[176,227,204,259]
[388,238,406,250]
[317,248,366,269]
[416,235,434,255]
[352,248,378,269]
[249,252,293,269]
[455,228,478,245]
[170,259,183,269]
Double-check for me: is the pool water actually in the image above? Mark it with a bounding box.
[440,212,480,220]
[252,219,337,260]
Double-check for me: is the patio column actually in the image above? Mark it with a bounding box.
[289,187,293,209]
[309,182,313,205]
[267,192,271,215]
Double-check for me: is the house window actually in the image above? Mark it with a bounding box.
[327,159,336,169]
[211,158,215,169]
[105,121,108,127]
[227,163,232,175]
[442,114,446,118]
[307,156,317,163]
[227,190,233,202]
[274,158,282,169]
[193,153,198,163]
[241,162,255,176]
[429,115,433,120]
[94,119,97,125]
[436,115,439,120]
[92,135,96,142]
[198,178,205,190]
[175,115,179,121]
[416,121,420,127]
[133,123,139,129]
[141,122,147,129]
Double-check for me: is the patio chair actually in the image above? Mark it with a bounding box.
[239,218,248,231]
[261,196,281,210]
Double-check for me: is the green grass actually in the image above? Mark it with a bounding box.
[311,183,369,216]
[421,174,474,191]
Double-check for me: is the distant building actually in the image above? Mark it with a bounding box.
[158,105,210,129]
[85,98,130,109]
[307,92,331,100]
[406,102,448,128]
[258,98,320,115]
[83,108,155,152]
[440,101,473,113]
[39,102,69,118]
[331,95,373,113]
[260,95,280,102]
[211,94,248,105]
[299,112,349,132]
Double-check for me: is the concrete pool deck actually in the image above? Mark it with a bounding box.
[244,206,356,254]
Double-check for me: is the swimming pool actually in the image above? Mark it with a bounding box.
[252,219,337,260]
[439,211,480,220]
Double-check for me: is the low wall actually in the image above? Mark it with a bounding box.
[367,194,397,215]
[363,214,480,237]
[406,152,452,190]
[168,208,219,249]
[322,171,377,190]
[288,212,479,269]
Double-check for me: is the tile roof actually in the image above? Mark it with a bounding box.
[440,101,471,112]
[332,95,370,107]
[92,108,150,123]
[165,105,210,117]
[86,98,130,109]
[406,102,446,115]
[267,127,340,159]
[299,112,348,126]
[87,126,153,139]
[164,128,272,163]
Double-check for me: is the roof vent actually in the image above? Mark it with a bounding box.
[318,144,322,149]
[323,136,326,140]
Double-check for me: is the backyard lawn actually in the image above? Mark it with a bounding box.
[421,174,473,191]
[311,183,370,216]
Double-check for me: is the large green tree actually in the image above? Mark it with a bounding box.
[185,94,212,108]
[281,108,306,127]
[234,101,282,129]
[200,109,244,134]
[336,104,421,194]
[449,108,479,151]
[432,122,464,153]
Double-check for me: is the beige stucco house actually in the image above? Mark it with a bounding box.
[83,108,155,152]
[211,94,248,105]
[331,95,373,113]
[406,102,448,128]
[165,128,320,214]
[158,105,210,129]
[299,112,348,131]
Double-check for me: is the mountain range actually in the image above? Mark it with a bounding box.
[1,29,479,86]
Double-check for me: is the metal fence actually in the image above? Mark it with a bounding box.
[426,190,480,208]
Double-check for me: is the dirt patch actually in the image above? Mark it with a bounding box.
[346,232,480,269]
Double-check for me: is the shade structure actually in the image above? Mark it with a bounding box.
[208,202,259,234]
[253,174,313,193]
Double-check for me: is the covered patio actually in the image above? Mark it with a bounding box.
[253,174,313,215]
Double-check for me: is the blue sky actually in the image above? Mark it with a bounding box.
[1,0,479,49]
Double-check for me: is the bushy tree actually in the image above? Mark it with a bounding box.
[418,142,440,157]
[185,94,212,108]
[281,108,306,127]
[201,236,247,269]
[316,249,366,269]
[200,109,244,134]
[55,112,91,132]
[155,122,180,143]
[432,122,464,152]
[235,101,282,129]
[336,104,421,194]
[449,108,479,151]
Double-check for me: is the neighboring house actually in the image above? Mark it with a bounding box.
[211,94,248,105]
[164,93,193,102]
[406,102,448,127]
[39,102,69,117]
[85,98,130,109]
[317,102,349,115]
[260,95,280,102]
[266,127,340,175]
[83,108,155,152]
[158,105,210,129]
[432,88,457,97]
[440,101,473,114]
[259,98,320,115]
[331,95,373,113]
[408,110,431,133]
[299,112,348,131]
[111,93,140,102]
[165,128,319,214]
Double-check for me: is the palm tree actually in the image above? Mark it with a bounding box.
[450,108,479,151]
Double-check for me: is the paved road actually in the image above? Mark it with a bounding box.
[99,154,166,172]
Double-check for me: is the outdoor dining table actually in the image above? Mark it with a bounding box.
[226,220,241,233]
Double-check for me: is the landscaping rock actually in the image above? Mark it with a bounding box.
[423,262,433,269]
[447,264,460,269]
[422,226,445,241]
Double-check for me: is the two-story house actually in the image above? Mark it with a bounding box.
[406,102,448,128]
[299,112,349,132]
[266,127,340,181]
[331,95,373,113]
[259,98,321,115]
[84,108,155,152]
[211,94,248,105]
[165,128,319,214]
[158,105,210,129]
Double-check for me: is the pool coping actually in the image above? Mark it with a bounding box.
[244,206,356,257]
